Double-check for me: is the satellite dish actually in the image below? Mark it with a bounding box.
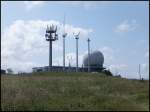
[73,31,80,39]
[77,32,80,36]
[87,38,90,42]
[62,13,67,38]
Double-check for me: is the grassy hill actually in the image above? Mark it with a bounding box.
[1,72,149,111]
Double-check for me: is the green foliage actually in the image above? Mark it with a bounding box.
[1,72,149,111]
[102,69,113,76]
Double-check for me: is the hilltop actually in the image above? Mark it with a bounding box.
[1,72,149,111]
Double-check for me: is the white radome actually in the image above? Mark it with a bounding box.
[83,50,104,67]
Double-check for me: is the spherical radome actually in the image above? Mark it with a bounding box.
[83,50,104,68]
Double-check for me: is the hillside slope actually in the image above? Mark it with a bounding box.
[1,72,149,111]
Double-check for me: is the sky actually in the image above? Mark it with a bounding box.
[1,1,149,79]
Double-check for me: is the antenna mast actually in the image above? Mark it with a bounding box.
[62,13,67,72]
[139,64,141,80]
[45,24,58,71]
[87,38,91,72]
[73,32,80,72]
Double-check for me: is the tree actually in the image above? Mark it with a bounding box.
[102,69,113,76]
[7,68,13,74]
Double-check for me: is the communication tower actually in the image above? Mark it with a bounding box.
[87,38,91,72]
[73,32,80,72]
[62,14,67,71]
[45,24,58,71]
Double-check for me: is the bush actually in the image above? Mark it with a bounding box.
[115,74,121,78]
[102,69,113,76]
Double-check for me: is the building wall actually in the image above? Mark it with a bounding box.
[32,66,104,73]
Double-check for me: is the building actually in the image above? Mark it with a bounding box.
[32,50,104,73]
[83,50,104,72]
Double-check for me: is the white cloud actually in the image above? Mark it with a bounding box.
[61,1,112,8]
[108,64,128,70]
[24,1,46,10]
[23,1,113,11]
[98,46,114,64]
[141,63,149,70]
[23,1,147,10]
[115,20,138,33]
[1,20,92,73]
[98,47,131,78]
[141,63,149,79]
[145,51,149,58]
[142,51,149,79]
[53,52,85,68]
[108,64,128,76]
[64,24,93,39]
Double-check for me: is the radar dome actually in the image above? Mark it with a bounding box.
[83,50,104,68]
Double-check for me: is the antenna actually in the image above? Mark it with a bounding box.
[62,14,67,72]
[87,38,91,72]
[63,13,66,33]
[67,55,72,72]
[67,56,72,67]
[45,24,58,71]
[139,64,141,80]
[73,32,80,39]
[62,14,67,37]
[73,32,80,72]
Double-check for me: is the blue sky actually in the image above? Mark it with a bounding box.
[1,1,149,79]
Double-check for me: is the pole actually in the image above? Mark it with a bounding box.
[76,38,78,72]
[88,38,90,72]
[63,37,65,71]
[49,40,52,71]
[74,32,80,72]
[62,14,67,72]
[45,25,58,72]
[139,64,141,80]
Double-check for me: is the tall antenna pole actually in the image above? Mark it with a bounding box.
[45,25,58,71]
[49,40,52,69]
[139,64,141,80]
[62,14,67,72]
[76,38,78,72]
[67,56,72,71]
[74,32,80,72]
[87,38,91,72]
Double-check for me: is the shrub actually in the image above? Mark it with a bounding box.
[115,74,121,78]
[102,69,113,76]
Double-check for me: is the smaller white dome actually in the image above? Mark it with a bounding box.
[83,50,104,68]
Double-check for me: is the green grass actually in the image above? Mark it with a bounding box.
[1,72,149,111]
